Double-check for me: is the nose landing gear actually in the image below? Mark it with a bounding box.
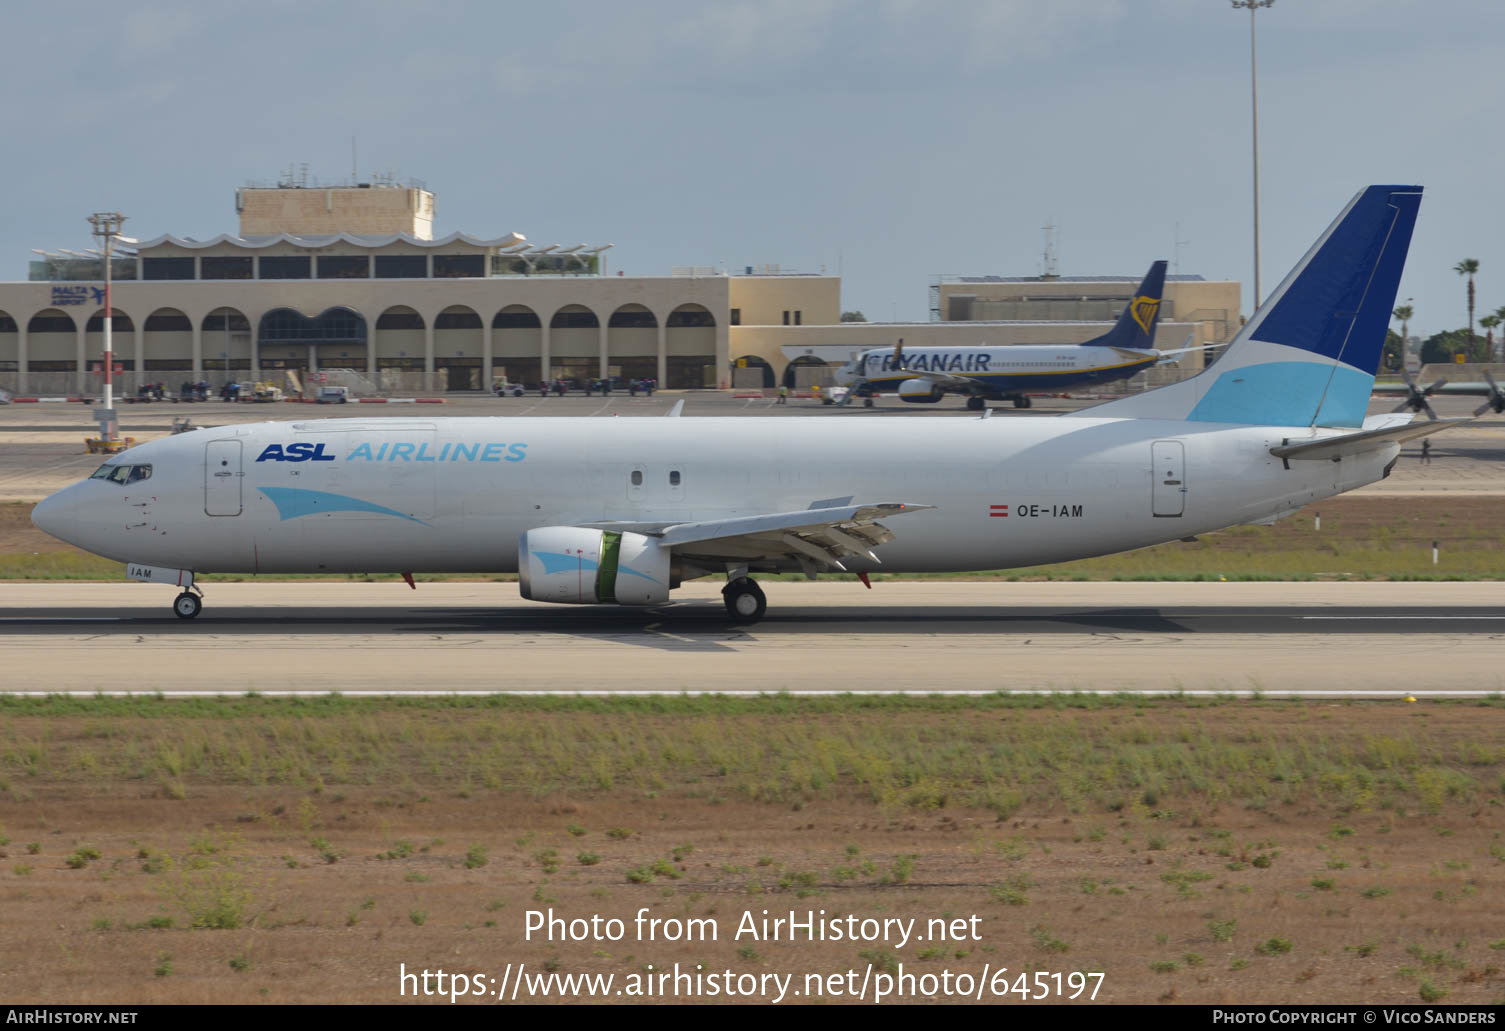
[173,587,203,620]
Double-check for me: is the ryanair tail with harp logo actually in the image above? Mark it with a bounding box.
[1097,260,1167,350]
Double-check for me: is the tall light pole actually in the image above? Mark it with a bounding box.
[1232,0,1274,312]
[87,213,135,439]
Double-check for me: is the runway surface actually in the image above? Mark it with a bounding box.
[3,581,1501,695]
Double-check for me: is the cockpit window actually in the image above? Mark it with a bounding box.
[89,463,151,485]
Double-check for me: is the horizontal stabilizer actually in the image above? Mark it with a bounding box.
[1269,418,1470,461]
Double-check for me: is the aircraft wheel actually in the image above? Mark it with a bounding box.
[863,398,874,408]
[722,578,767,623]
[1023,396,1033,409]
[966,396,985,411]
[1012,397,1027,408]
[173,592,202,620]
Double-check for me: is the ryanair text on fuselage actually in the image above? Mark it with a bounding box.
[865,351,1079,374]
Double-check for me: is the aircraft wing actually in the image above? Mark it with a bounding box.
[890,368,980,393]
[645,502,933,571]
[1269,418,1471,462]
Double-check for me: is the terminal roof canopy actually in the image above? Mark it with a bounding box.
[133,231,528,252]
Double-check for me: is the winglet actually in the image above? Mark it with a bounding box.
[666,400,684,417]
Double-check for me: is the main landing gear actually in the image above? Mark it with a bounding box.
[966,396,986,411]
[722,577,767,624]
[1012,396,1033,409]
[173,586,203,620]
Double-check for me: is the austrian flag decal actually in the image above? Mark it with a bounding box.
[989,504,1009,518]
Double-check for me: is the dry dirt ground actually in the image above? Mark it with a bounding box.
[2,702,1502,1005]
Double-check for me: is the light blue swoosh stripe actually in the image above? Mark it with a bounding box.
[534,551,599,575]
[258,486,427,525]
[1186,361,1373,427]
[617,563,661,585]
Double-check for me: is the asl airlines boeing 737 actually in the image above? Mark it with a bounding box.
[32,185,1464,623]
[833,261,1182,409]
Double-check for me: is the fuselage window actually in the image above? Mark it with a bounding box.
[669,470,681,487]
[630,470,643,486]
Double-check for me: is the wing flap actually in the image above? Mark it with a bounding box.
[658,502,931,570]
[656,502,927,547]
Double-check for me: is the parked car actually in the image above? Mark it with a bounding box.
[316,385,350,404]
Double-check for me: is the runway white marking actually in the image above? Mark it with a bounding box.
[0,617,119,622]
[1298,615,1505,620]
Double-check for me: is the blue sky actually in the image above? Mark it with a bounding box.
[2,0,1499,335]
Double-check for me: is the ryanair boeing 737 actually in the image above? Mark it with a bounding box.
[33,186,1463,624]
[833,261,1187,410]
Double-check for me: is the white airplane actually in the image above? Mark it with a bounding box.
[33,185,1461,624]
[832,261,1206,410]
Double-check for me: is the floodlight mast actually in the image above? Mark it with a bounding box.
[1231,0,1274,311]
[86,212,130,433]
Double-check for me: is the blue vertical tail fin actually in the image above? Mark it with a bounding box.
[1069,185,1423,427]
[1084,260,1168,350]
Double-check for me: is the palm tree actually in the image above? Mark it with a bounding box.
[1390,304,1414,372]
[1495,305,1505,362]
[1392,304,1413,341]
[1481,314,1501,362]
[1455,258,1480,358]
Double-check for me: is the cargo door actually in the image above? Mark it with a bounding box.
[205,439,243,516]
[1151,440,1185,517]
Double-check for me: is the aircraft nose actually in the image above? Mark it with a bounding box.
[31,488,78,545]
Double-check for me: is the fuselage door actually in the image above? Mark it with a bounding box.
[205,439,243,516]
[1151,439,1185,517]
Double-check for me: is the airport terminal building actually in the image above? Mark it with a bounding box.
[0,178,1239,395]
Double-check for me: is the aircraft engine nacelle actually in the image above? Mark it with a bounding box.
[518,526,671,605]
[898,378,944,403]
